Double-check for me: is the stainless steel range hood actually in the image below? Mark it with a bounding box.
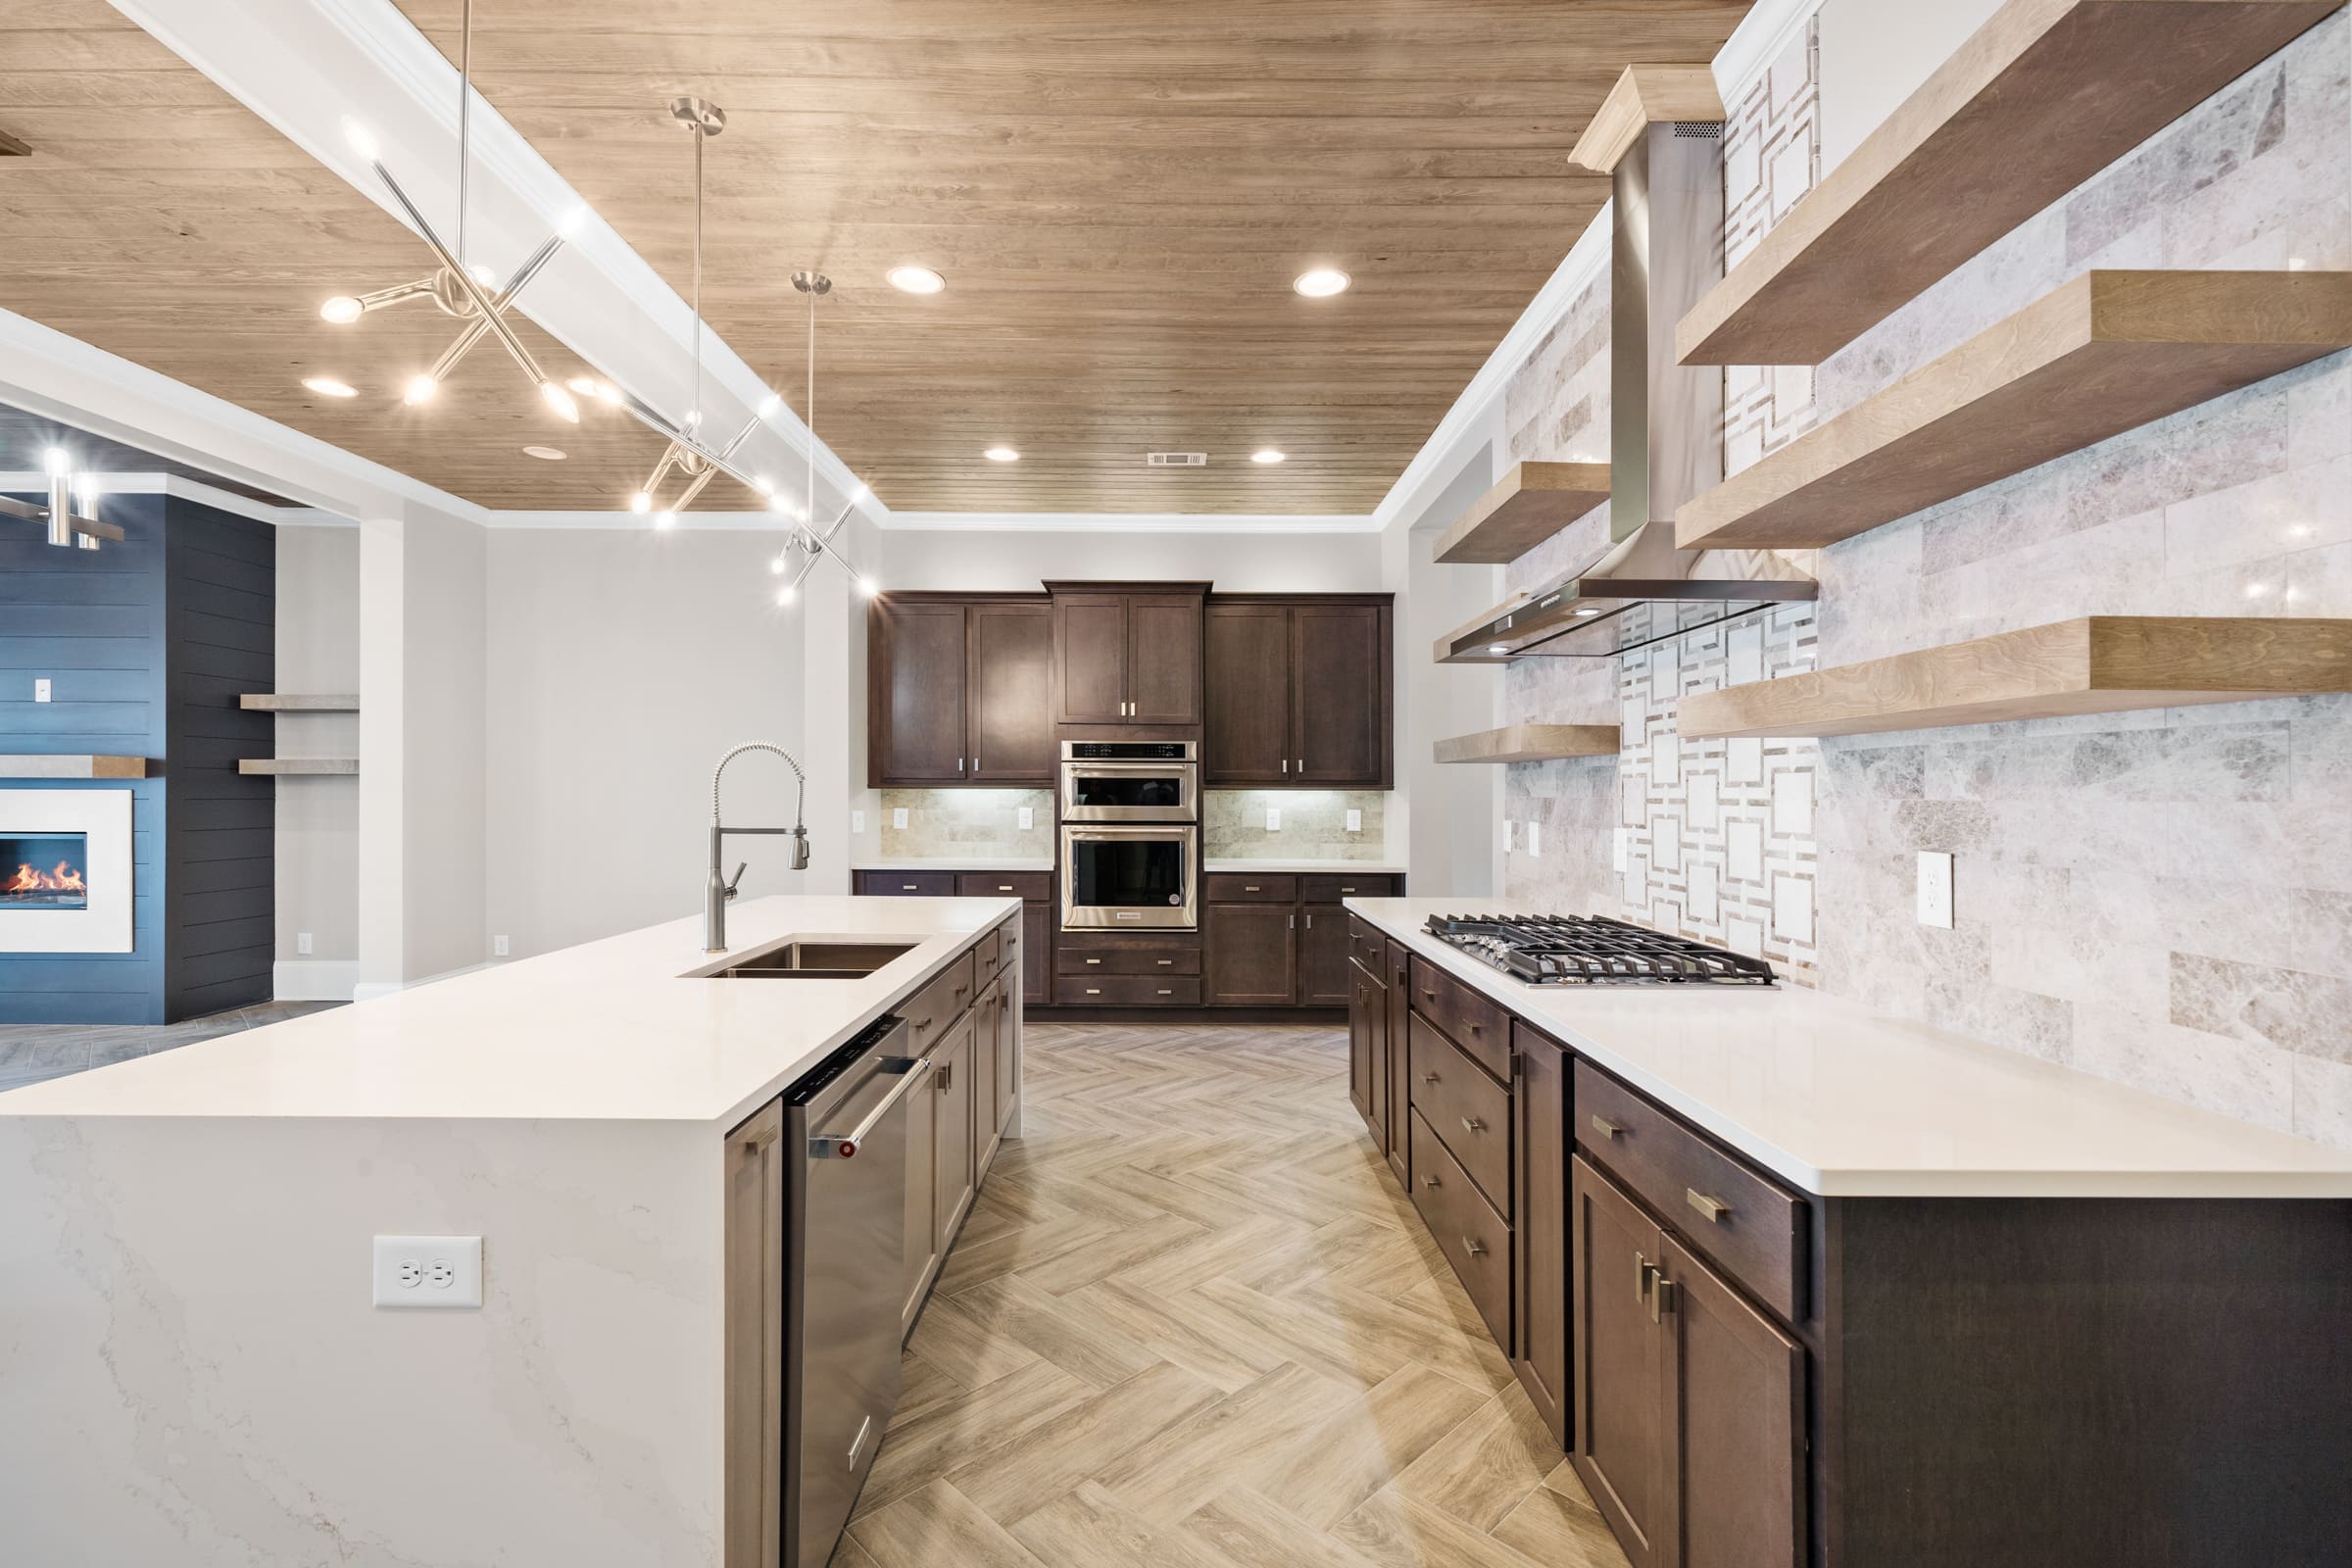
[1442,69,1813,663]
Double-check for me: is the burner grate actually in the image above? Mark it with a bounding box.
[1423,913,1776,986]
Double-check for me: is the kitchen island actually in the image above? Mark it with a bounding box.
[0,893,1025,1568]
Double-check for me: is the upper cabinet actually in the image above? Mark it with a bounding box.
[1205,596,1392,788]
[1047,582,1206,728]
[868,596,1056,788]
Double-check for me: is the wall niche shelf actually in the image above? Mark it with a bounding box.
[0,755,149,779]
[1677,270,2352,552]
[1433,462,1612,564]
[1678,617,2352,740]
[238,693,359,711]
[1675,0,2345,368]
[1434,724,1619,764]
[238,759,358,776]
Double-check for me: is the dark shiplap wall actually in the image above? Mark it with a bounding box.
[0,490,275,1023]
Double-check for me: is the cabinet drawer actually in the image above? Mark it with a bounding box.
[905,953,977,1054]
[1056,945,1202,976]
[1054,974,1203,1005]
[970,926,1002,980]
[1574,1060,1808,1324]
[1409,1108,1512,1350]
[1348,915,1387,971]
[1303,872,1397,903]
[857,870,958,898]
[1204,872,1297,903]
[1407,1014,1511,1217]
[1407,957,1512,1081]
[956,870,1052,902]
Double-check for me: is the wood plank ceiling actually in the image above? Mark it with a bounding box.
[1,0,1747,514]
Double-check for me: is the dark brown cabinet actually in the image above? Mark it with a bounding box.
[1572,1155,1667,1568]
[868,595,1055,787]
[1048,583,1205,727]
[1382,938,1410,1187]
[1206,901,1296,1005]
[1347,955,1387,1141]
[1298,905,1350,1004]
[1203,596,1392,787]
[854,868,1054,1010]
[1207,879,1400,1008]
[1514,1022,1570,1446]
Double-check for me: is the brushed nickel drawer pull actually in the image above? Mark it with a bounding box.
[1421,1071,1440,1085]
[1636,1250,1654,1303]
[1340,886,1356,893]
[1245,884,1261,891]
[1085,987,1102,996]
[936,1062,953,1091]
[1463,1237,1486,1257]
[1423,1174,1440,1189]
[997,884,1013,892]
[1687,1190,1730,1223]
[1085,957,1102,965]
[1421,988,1438,1000]
[1156,988,1173,996]
[1460,1116,1484,1134]
[902,883,919,892]
[1590,1115,1622,1140]
[1155,958,1173,966]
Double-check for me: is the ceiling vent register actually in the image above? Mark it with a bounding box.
[1148,452,1209,466]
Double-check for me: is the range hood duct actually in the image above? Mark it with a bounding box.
[1444,71,1813,662]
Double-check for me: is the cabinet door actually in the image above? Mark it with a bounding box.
[996,967,1019,1135]
[1514,1026,1570,1446]
[1660,1237,1805,1568]
[1205,902,1296,1005]
[968,603,1056,783]
[1021,901,1050,1010]
[1292,603,1386,785]
[723,1100,785,1568]
[1298,905,1350,1005]
[1204,604,1293,783]
[1054,594,1129,723]
[901,1054,939,1342]
[933,1017,977,1250]
[871,601,968,785]
[1127,593,1203,724]
[1383,940,1411,1187]
[1573,1155,1666,1568]
[1348,958,1387,1141]
[973,988,1002,1173]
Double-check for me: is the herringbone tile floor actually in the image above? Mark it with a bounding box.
[840,1021,1630,1568]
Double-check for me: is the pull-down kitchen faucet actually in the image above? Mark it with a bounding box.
[706,741,810,953]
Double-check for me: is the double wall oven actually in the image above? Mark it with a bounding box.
[1059,742,1198,930]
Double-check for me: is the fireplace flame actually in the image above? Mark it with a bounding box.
[6,861,85,895]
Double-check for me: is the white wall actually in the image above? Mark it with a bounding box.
[272,524,359,972]
[483,529,809,958]
[1817,0,2003,172]
[397,501,489,980]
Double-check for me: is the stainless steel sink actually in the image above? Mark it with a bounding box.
[689,939,918,980]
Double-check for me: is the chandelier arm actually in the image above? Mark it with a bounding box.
[420,232,570,381]
[370,160,553,389]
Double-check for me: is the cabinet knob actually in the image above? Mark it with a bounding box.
[1589,1115,1622,1141]
[1686,1190,1731,1224]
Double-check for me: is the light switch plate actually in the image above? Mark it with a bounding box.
[1503,820,1516,853]
[372,1235,482,1308]
[1345,808,1361,833]
[1528,821,1543,858]
[297,931,314,956]
[892,808,908,830]
[1017,806,1034,830]
[1264,807,1282,831]
[493,934,510,957]
[33,678,52,703]
[1917,852,1955,929]
[851,808,865,835]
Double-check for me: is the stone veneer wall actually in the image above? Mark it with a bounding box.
[1497,14,2352,1147]
[879,788,1055,859]
[879,787,1390,863]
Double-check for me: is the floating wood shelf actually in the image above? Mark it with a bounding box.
[0,755,148,779]
[1678,270,2352,552]
[1433,463,1612,564]
[239,693,360,711]
[1678,617,2352,740]
[1676,0,2344,367]
[1435,725,1620,763]
[238,759,358,776]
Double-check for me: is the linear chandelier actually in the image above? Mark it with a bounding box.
[0,448,119,551]
[322,0,579,422]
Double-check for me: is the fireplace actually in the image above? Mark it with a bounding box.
[0,791,131,953]
[3,834,90,910]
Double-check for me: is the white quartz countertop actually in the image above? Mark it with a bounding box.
[1205,859,1407,875]
[852,856,1055,872]
[1346,899,2352,1199]
[0,895,1018,1127]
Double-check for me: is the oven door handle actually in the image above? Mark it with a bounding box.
[808,1056,930,1158]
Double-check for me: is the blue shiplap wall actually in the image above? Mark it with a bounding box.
[0,490,274,1023]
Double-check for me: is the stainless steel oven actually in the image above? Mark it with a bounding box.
[1059,741,1198,823]
[1061,823,1198,929]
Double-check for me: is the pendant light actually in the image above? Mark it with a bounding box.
[321,0,578,421]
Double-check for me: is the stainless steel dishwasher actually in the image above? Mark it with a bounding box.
[785,1015,924,1567]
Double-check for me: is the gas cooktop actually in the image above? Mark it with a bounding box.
[1423,914,1777,987]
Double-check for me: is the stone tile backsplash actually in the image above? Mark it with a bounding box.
[1205,790,1389,861]
[879,789,1054,859]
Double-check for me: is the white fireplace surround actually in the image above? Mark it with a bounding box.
[0,790,134,955]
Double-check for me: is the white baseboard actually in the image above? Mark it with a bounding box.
[274,958,360,1003]
[350,959,501,1004]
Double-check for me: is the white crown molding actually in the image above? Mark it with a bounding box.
[0,469,336,528]
[876,512,1381,534]
[488,509,807,532]
[1713,0,1821,103]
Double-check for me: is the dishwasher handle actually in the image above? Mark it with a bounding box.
[809,1056,930,1158]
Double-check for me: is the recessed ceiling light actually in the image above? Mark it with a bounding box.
[522,445,566,461]
[984,447,1020,463]
[302,376,358,399]
[1251,449,1286,465]
[1293,268,1351,298]
[887,266,946,295]
[1574,608,1602,617]
[1488,645,1509,656]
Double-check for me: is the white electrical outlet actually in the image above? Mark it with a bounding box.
[1265,807,1282,831]
[33,678,52,703]
[493,934,511,957]
[892,808,908,830]
[1345,808,1361,833]
[1528,821,1543,858]
[851,808,866,835]
[296,931,314,956]
[1917,852,1955,929]
[372,1235,483,1308]
[1017,806,1034,830]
